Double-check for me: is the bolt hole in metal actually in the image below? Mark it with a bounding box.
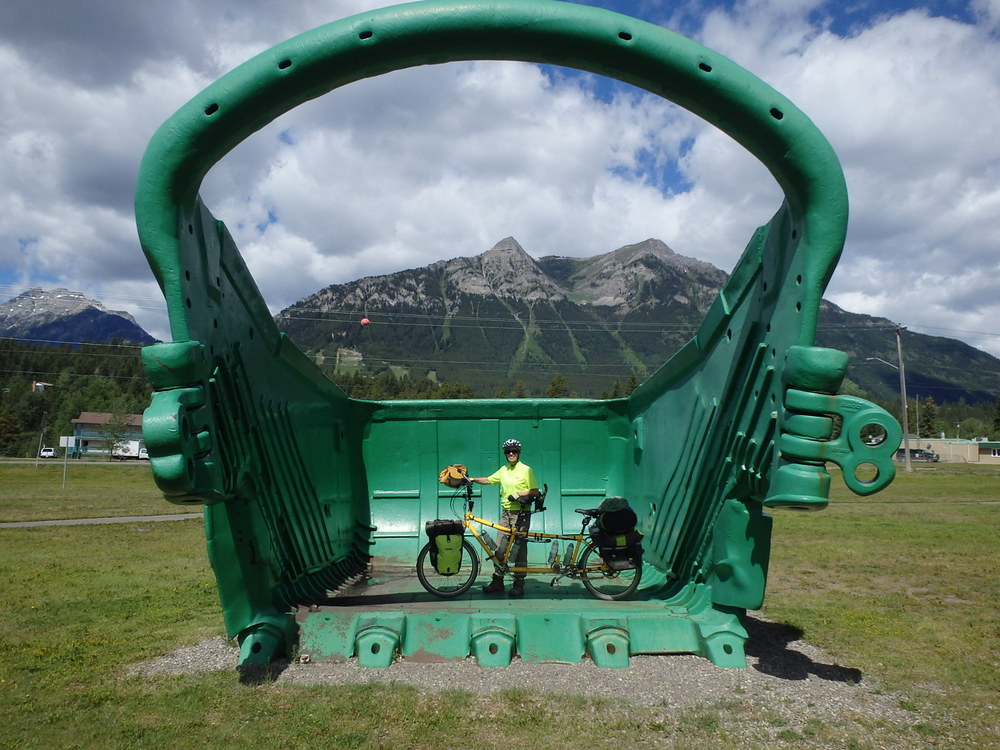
[770,107,784,120]
[370,642,380,654]
[488,643,499,655]
[278,59,292,70]
[699,62,712,72]
[723,643,734,655]
[204,102,219,116]
[618,31,632,41]
[606,643,616,655]
[863,423,889,446]
[252,642,262,654]
[854,462,880,485]
[359,30,373,40]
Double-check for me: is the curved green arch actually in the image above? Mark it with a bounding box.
[135,0,847,342]
[133,1,903,669]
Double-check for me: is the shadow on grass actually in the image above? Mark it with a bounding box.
[743,615,863,683]
[237,659,292,685]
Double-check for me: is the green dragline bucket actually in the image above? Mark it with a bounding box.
[134,0,900,670]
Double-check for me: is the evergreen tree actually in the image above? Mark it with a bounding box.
[993,396,1000,439]
[918,396,939,439]
[438,382,477,399]
[545,375,569,398]
[0,409,22,455]
[602,378,623,399]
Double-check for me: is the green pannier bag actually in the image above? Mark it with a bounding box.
[425,519,464,575]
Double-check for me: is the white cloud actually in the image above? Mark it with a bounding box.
[2,0,1000,361]
[203,59,703,308]
[691,3,1000,356]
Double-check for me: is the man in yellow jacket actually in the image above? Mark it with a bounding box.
[472,438,541,597]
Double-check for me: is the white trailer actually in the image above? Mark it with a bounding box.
[111,440,144,460]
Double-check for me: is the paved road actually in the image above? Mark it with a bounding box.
[1,459,151,467]
[0,514,201,529]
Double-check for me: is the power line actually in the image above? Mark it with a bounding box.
[0,284,168,307]
[279,309,922,337]
[1,344,144,358]
[278,309,694,332]
[0,369,146,382]
[7,282,1000,341]
[851,380,997,395]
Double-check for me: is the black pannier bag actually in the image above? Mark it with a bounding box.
[424,519,465,575]
[590,497,643,571]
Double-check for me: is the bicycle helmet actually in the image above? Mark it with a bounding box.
[502,438,522,453]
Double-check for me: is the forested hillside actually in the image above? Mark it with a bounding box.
[0,338,151,457]
[4,334,999,458]
[0,338,500,456]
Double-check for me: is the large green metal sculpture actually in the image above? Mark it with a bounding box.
[135,0,900,669]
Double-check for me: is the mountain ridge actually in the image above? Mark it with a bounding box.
[4,245,996,405]
[276,238,1000,402]
[0,288,157,346]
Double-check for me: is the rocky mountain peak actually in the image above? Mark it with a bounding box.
[2,288,128,327]
[554,239,728,311]
[0,288,155,345]
[446,237,568,301]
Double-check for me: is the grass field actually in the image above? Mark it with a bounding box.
[0,461,170,522]
[1,462,997,748]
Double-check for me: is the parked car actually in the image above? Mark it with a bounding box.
[895,448,939,462]
[38,447,57,458]
[138,447,149,460]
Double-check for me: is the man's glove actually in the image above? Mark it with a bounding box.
[533,496,544,512]
[507,495,520,505]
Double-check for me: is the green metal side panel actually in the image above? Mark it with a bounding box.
[364,403,622,562]
[134,0,900,668]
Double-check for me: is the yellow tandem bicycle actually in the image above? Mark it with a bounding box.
[416,473,643,601]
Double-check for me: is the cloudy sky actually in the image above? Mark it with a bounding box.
[2,0,999,359]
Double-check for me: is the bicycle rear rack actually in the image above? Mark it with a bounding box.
[136,0,899,669]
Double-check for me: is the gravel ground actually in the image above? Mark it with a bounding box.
[123,614,920,735]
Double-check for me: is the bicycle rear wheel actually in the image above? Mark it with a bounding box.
[579,542,642,601]
[416,539,480,598]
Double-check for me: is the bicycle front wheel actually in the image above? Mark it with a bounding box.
[579,543,642,601]
[416,539,480,598]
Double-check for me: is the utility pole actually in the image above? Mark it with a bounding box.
[896,328,912,473]
[865,337,912,472]
[34,411,48,467]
